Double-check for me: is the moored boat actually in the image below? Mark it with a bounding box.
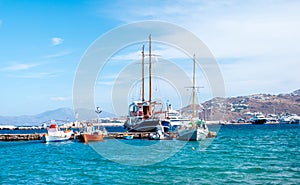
[82,132,103,143]
[279,114,300,124]
[123,133,134,140]
[148,125,171,140]
[81,124,105,143]
[124,35,165,132]
[177,120,209,141]
[42,123,73,142]
[162,104,190,132]
[176,54,209,141]
[250,113,267,124]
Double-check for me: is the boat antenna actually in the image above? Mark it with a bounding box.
[141,45,145,102]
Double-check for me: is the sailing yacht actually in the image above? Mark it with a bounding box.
[177,54,209,141]
[124,35,164,132]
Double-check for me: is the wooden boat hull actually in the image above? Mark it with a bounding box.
[83,133,103,143]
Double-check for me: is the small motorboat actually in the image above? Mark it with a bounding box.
[148,125,171,140]
[123,133,134,140]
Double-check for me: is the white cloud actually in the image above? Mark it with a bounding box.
[44,50,72,58]
[98,0,300,96]
[51,96,70,101]
[111,51,140,60]
[111,46,187,61]
[14,72,59,79]
[220,56,300,96]
[97,81,115,86]
[0,63,38,71]
[51,37,63,46]
[107,0,300,59]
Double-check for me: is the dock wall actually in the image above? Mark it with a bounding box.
[0,134,42,141]
[0,131,216,141]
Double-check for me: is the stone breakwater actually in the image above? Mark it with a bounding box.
[0,134,43,141]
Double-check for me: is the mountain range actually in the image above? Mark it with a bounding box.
[180,89,300,121]
[1,89,300,125]
[0,108,115,126]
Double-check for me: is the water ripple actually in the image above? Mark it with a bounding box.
[0,124,299,184]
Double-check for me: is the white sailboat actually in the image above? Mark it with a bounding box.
[124,35,164,132]
[177,54,209,141]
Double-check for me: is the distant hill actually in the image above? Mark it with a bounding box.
[180,89,300,121]
[2,89,300,125]
[0,108,115,126]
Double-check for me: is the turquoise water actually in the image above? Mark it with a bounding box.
[0,124,299,184]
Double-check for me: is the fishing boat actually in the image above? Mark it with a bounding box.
[177,54,209,141]
[124,35,164,132]
[42,123,73,142]
[81,123,106,143]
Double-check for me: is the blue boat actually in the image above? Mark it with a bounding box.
[123,133,134,140]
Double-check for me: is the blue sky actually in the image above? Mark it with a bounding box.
[0,0,299,116]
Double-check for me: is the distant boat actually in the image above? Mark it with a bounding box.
[124,35,164,132]
[162,104,190,131]
[177,54,209,141]
[250,113,267,124]
[42,123,73,142]
[279,114,300,124]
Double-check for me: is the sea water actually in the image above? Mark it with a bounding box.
[0,124,299,184]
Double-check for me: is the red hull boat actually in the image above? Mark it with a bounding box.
[82,132,103,143]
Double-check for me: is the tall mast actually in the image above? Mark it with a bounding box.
[192,54,196,118]
[141,45,145,101]
[149,34,152,103]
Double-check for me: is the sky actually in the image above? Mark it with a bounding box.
[0,0,299,116]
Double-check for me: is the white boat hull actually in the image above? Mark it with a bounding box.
[42,131,73,142]
[42,135,71,142]
[177,127,208,141]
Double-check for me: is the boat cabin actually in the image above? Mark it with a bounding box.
[128,101,151,119]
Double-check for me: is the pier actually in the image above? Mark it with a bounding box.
[106,132,178,139]
[0,131,217,141]
[0,134,43,141]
